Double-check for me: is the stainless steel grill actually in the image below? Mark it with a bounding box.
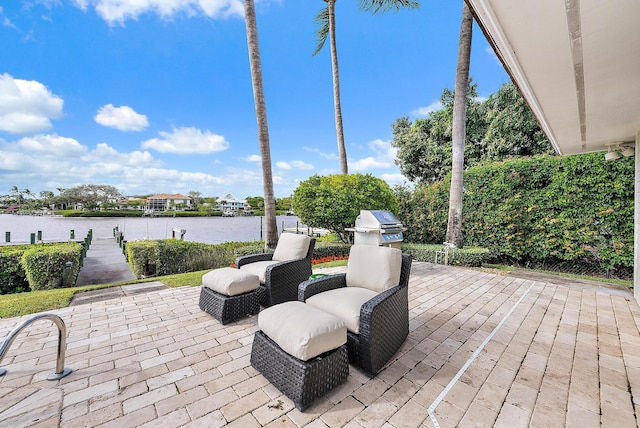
[348,210,404,247]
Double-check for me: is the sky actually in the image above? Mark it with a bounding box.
[0,0,510,200]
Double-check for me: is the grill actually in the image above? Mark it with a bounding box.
[347,210,404,248]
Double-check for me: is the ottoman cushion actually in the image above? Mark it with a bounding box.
[202,267,259,296]
[258,301,346,361]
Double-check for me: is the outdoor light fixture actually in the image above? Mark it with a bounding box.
[621,145,635,157]
[605,144,622,161]
[604,142,635,161]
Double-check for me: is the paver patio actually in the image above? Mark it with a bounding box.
[1,261,639,427]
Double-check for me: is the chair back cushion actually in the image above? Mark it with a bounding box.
[346,245,402,293]
[272,233,311,262]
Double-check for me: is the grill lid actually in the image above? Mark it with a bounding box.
[354,210,402,229]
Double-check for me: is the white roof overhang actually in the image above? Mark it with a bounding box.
[466,0,640,155]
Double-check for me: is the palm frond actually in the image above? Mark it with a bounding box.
[313,6,330,56]
[358,0,419,14]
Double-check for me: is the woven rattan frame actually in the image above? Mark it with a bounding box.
[198,286,260,325]
[236,238,315,307]
[250,330,348,411]
[298,253,412,377]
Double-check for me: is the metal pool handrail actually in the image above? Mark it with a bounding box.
[0,313,72,380]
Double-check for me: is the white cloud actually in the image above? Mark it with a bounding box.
[276,161,291,170]
[350,139,397,172]
[73,0,244,26]
[380,173,407,187]
[141,126,229,154]
[290,160,313,170]
[411,100,442,118]
[303,146,338,160]
[243,154,261,162]
[17,134,86,155]
[0,73,63,134]
[94,104,149,131]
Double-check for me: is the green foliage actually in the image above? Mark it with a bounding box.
[397,153,634,273]
[20,243,83,291]
[313,242,351,259]
[401,243,491,267]
[0,247,30,294]
[392,82,554,184]
[292,173,399,243]
[126,240,264,276]
[127,241,159,276]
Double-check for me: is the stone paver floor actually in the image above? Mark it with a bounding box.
[1,262,639,427]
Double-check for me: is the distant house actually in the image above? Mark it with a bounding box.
[217,194,248,213]
[146,194,192,211]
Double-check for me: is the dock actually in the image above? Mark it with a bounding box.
[74,237,137,286]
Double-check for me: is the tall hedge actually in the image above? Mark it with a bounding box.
[397,153,634,273]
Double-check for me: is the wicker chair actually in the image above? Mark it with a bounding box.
[298,245,412,377]
[236,233,315,307]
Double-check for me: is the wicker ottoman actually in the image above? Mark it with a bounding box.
[250,301,349,410]
[199,267,261,325]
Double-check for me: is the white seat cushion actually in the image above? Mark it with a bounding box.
[272,233,311,262]
[258,301,346,361]
[202,267,259,296]
[239,260,279,284]
[346,245,402,293]
[306,287,378,334]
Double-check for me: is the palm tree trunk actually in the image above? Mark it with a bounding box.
[446,1,473,248]
[244,0,278,249]
[328,0,348,174]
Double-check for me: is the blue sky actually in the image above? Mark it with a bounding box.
[0,0,509,199]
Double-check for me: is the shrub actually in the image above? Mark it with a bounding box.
[0,247,30,294]
[401,243,491,267]
[397,153,634,273]
[293,173,399,243]
[20,243,83,290]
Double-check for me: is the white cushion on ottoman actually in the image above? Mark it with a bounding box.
[258,301,346,361]
[202,267,259,296]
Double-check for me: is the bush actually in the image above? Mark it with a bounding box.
[293,173,399,243]
[313,242,351,260]
[397,153,634,274]
[126,240,263,277]
[401,243,491,267]
[20,243,83,290]
[0,247,30,294]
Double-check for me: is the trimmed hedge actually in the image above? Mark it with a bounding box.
[126,240,263,277]
[397,153,634,274]
[1,243,83,294]
[20,243,83,291]
[0,247,30,294]
[401,243,491,267]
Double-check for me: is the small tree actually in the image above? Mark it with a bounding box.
[292,173,398,243]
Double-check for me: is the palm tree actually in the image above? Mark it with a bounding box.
[313,0,419,174]
[244,0,278,249]
[445,2,473,248]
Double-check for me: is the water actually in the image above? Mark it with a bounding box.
[0,214,306,245]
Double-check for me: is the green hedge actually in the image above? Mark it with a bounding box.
[0,247,30,294]
[126,240,264,277]
[397,153,634,273]
[313,242,351,259]
[401,243,491,267]
[20,243,83,291]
